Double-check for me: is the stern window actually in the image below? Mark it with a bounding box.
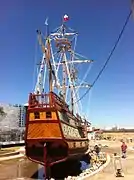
[34,112,40,119]
[46,111,52,118]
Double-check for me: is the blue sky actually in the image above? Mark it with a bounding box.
[0,0,134,128]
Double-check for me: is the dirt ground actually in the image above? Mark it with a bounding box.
[0,146,20,155]
[0,140,134,179]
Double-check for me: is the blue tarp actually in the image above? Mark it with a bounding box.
[80,161,90,171]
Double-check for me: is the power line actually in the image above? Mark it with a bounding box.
[74,10,132,104]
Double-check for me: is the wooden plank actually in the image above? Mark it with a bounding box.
[27,123,62,139]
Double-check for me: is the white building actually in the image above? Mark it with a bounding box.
[0,104,20,130]
[87,126,96,140]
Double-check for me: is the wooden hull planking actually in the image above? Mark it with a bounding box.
[25,92,89,170]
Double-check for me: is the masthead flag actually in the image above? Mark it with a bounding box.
[45,17,49,37]
[63,14,69,21]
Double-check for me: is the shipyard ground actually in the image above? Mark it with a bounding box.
[85,140,134,180]
[0,140,134,179]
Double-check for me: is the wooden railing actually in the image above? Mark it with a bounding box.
[28,92,69,109]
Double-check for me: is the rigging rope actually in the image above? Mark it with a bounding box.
[32,37,38,92]
[74,10,132,104]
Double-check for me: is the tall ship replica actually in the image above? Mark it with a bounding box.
[25,15,92,178]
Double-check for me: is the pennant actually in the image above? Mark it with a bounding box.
[45,17,48,26]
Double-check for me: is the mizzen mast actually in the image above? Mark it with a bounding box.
[35,29,57,93]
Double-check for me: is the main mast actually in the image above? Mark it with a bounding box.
[35,15,93,114]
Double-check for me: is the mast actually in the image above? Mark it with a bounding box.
[45,38,53,92]
[62,52,67,100]
[36,30,53,93]
[35,15,93,115]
